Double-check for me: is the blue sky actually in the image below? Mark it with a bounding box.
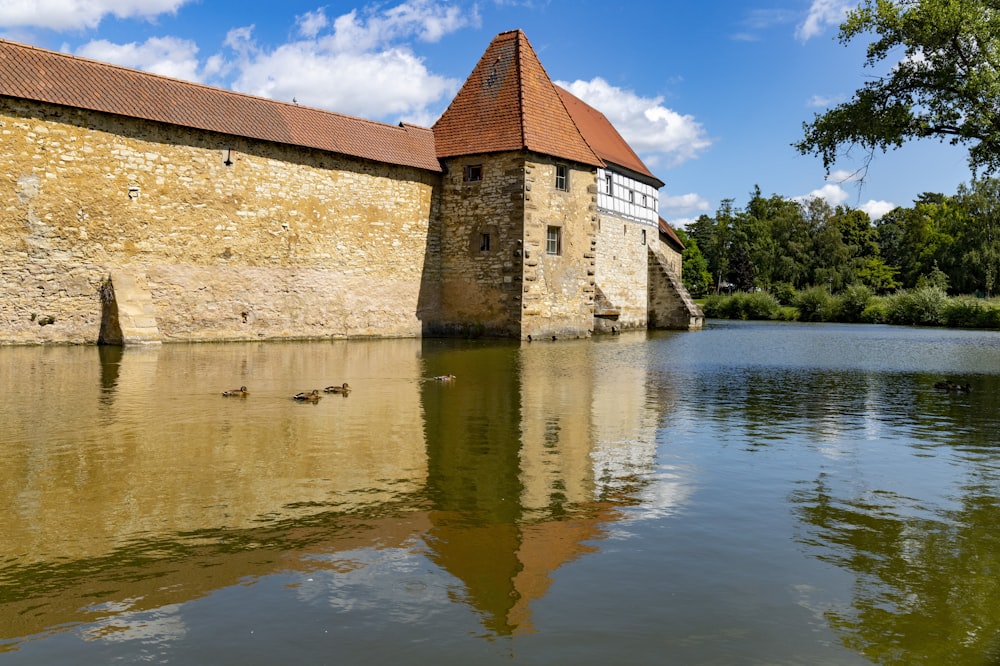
[0,0,974,226]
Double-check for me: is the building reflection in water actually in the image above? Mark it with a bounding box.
[0,335,688,646]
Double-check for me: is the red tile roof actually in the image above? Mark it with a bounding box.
[432,30,602,168]
[556,86,663,187]
[658,217,685,251]
[0,39,441,173]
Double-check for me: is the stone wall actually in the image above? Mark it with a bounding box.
[521,157,597,339]
[592,215,653,332]
[434,153,525,337]
[0,98,440,344]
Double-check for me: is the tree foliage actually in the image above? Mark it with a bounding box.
[683,178,1000,297]
[796,0,1000,174]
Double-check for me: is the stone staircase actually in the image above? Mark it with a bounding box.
[647,248,704,330]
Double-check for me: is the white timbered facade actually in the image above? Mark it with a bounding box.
[597,167,660,228]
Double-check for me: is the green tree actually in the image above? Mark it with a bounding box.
[796,0,1000,174]
[675,228,712,296]
[954,177,1000,295]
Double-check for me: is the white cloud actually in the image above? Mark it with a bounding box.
[796,183,850,207]
[223,1,476,120]
[231,42,458,119]
[860,200,896,220]
[55,2,475,123]
[328,1,476,53]
[557,77,712,167]
[660,192,711,228]
[0,0,190,31]
[795,183,896,220]
[75,37,204,81]
[296,9,330,39]
[661,193,710,215]
[796,0,851,41]
[807,93,846,108]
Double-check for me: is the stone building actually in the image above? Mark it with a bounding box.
[0,29,702,345]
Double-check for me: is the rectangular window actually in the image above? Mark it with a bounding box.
[642,229,647,245]
[605,174,613,195]
[628,189,635,203]
[555,164,568,191]
[479,232,491,252]
[642,194,648,208]
[464,164,482,182]
[546,226,562,255]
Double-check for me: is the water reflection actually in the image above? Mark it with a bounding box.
[0,335,668,652]
[2,322,1000,663]
[791,475,1000,664]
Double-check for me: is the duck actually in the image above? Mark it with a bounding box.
[324,382,351,394]
[934,380,972,393]
[222,386,249,397]
[431,374,456,382]
[293,389,322,402]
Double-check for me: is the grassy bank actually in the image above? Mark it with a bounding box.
[701,286,1000,329]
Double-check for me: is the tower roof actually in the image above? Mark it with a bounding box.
[432,30,602,168]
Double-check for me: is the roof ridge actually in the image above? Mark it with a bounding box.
[515,31,528,151]
[0,38,421,133]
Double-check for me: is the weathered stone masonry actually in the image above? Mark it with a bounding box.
[1,98,440,344]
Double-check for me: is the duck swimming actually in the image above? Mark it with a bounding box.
[324,383,351,394]
[222,386,249,397]
[431,374,456,382]
[293,389,322,402]
[934,381,972,393]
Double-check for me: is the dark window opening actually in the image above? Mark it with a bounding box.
[555,164,568,191]
[464,164,482,182]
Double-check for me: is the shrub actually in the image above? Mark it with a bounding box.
[775,306,799,321]
[701,294,727,318]
[737,291,781,320]
[860,299,889,324]
[886,287,947,325]
[839,284,874,323]
[943,296,987,328]
[701,291,781,320]
[794,286,838,322]
[770,282,796,305]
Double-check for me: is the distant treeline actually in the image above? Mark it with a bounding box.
[701,286,1000,329]
[678,178,1000,300]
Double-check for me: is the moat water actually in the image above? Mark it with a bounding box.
[2,321,999,665]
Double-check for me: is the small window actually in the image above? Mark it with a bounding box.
[642,229,647,245]
[464,164,482,182]
[628,189,635,203]
[605,174,613,195]
[546,226,562,255]
[642,194,648,208]
[555,164,568,191]
[479,232,491,252]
